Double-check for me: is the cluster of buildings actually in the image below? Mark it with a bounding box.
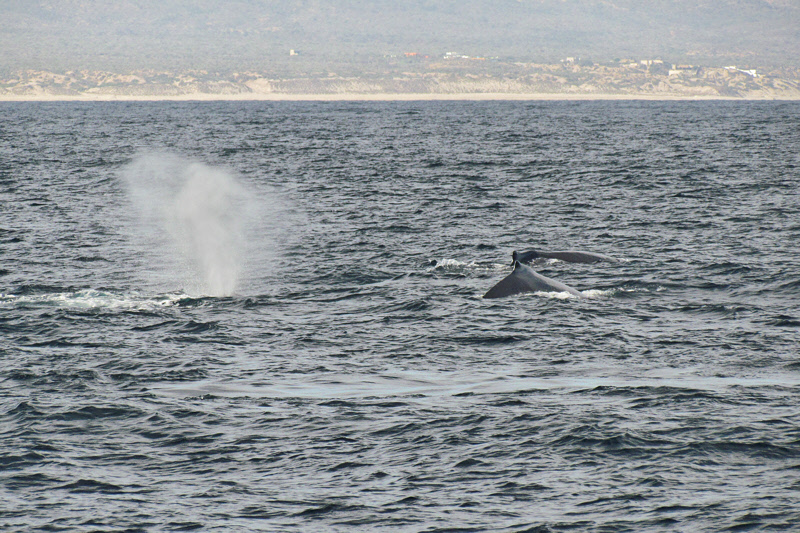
[391,52,759,78]
[561,57,759,78]
[724,66,758,77]
[387,51,490,61]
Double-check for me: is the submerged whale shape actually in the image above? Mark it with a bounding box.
[483,261,585,299]
[512,249,617,264]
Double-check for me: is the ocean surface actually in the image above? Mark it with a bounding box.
[1,100,799,532]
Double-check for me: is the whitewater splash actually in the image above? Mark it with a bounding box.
[122,153,259,297]
[0,290,186,311]
[428,258,508,273]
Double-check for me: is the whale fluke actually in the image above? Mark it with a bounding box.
[484,261,585,299]
[512,249,617,264]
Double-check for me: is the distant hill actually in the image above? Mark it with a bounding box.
[2,1,798,74]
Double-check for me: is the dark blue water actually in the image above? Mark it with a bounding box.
[2,100,800,532]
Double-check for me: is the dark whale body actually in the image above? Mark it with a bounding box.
[483,261,585,299]
[512,249,617,264]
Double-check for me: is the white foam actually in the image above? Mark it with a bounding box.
[533,290,582,300]
[433,258,472,268]
[430,258,507,273]
[0,290,186,311]
[581,288,615,298]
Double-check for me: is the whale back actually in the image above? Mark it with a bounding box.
[483,262,585,299]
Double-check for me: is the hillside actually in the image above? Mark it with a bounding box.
[1,1,799,75]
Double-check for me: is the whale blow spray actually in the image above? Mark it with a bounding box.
[122,153,254,297]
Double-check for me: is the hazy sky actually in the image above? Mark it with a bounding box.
[2,1,798,72]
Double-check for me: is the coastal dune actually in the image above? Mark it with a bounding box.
[3,67,800,101]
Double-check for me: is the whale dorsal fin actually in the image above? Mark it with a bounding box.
[483,261,585,299]
[483,262,529,299]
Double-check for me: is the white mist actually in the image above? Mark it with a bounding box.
[122,153,255,297]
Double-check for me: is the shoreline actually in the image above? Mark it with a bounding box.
[2,92,799,102]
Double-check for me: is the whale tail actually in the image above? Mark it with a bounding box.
[513,248,616,264]
[511,249,538,265]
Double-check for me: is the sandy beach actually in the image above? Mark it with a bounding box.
[2,92,797,102]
